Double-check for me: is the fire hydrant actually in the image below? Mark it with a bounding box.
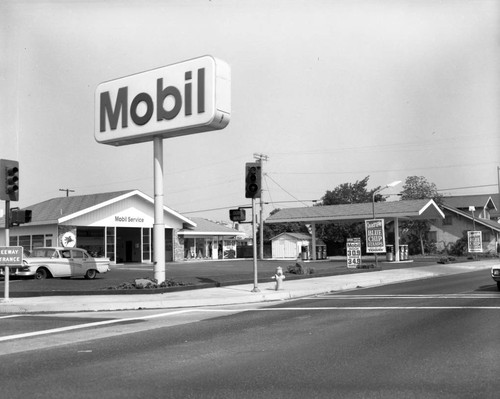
[271,266,285,291]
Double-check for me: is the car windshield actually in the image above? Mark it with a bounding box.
[31,248,58,258]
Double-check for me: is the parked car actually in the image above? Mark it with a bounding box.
[3,247,110,280]
[492,264,500,291]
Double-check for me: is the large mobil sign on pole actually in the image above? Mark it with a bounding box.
[94,56,230,284]
[95,55,231,146]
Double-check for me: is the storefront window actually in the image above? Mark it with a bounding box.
[9,236,18,246]
[106,227,115,262]
[184,238,195,259]
[142,228,151,261]
[19,235,31,251]
[32,235,44,249]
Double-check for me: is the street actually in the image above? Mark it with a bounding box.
[0,270,498,398]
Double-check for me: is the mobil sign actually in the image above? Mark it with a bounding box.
[95,56,231,146]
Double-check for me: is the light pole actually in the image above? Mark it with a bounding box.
[468,206,476,231]
[469,206,476,259]
[372,180,402,267]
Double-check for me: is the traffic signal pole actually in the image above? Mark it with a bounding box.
[3,200,11,301]
[251,197,259,292]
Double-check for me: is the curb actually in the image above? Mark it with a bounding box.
[0,261,494,313]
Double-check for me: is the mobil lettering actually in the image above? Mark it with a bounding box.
[99,68,206,131]
[95,56,231,146]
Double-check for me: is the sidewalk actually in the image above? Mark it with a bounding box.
[0,260,494,313]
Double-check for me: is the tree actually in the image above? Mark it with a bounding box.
[400,176,442,205]
[317,176,382,255]
[400,176,442,255]
[321,176,383,205]
[263,208,309,241]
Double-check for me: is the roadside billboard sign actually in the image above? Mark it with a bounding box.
[467,231,482,253]
[95,55,231,146]
[346,237,361,268]
[365,219,385,253]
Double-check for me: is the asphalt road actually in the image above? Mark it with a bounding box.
[0,269,498,398]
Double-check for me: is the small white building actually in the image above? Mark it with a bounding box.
[270,232,326,260]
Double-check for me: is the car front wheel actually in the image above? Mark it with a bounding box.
[35,268,49,280]
[85,269,97,279]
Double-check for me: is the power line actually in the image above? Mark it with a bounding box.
[437,184,497,192]
[265,174,311,207]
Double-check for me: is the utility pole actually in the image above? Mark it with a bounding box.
[253,153,268,260]
[59,188,75,197]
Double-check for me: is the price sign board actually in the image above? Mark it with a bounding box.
[467,231,482,253]
[346,238,361,268]
[365,219,385,253]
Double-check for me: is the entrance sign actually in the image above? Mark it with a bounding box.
[346,238,361,268]
[0,246,23,266]
[365,219,385,253]
[95,55,231,146]
[467,231,482,253]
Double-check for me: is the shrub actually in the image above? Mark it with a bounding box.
[287,262,313,275]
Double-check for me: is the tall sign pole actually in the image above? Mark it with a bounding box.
[153,137,165,283]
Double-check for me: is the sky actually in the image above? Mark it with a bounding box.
[1,0,499,223]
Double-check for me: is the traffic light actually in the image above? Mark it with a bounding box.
[0,159,19,201]
[245,162,261,198]
[10,209,32,225]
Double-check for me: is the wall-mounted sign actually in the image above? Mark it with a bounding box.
[61,231,76,247]
[346,237,361,268]
[95,55,231,146]
[365,219,385,253]
[467,231,482,253]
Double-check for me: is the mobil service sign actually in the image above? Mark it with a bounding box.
[95,55,231,146]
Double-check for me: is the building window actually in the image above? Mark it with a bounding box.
[483,231,490,242]
[426,231,437,242]
[19,235,31,251]
[106,227,115,262]
[32,235,44,249]
[443,215,453,225]
[142,228,151,262]
[9,236,18,246]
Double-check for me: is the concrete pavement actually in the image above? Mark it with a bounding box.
[0,260,494,313]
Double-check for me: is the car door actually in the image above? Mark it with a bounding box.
[56,249,73,277]
[69,249,86,277]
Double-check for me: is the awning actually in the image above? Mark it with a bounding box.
[265,199,444,224]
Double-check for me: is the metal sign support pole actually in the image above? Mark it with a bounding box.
[153,137,166,284]
[251,197,259,292]
[3,200,10,301]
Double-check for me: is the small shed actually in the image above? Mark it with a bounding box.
[270,232,326,260]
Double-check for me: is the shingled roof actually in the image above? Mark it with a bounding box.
[265,199,444,224]
[0,190,194,227]
[443,194,497,211]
